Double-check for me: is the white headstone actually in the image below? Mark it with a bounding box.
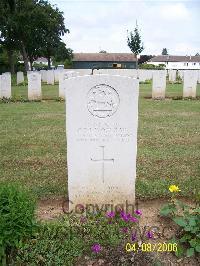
[54,69,61,83]
[59,71,78,99]
[152,70,166,99]
[28,72,41,100]
[72,69,91,76]
[168,70,176,82]
[40,70,47,83]
[183,71,198,98]
[0,73,12,98]
[65,75,139,213]
[92,69,138,79]
[178,70,184,81]
[47,70,54,85]
[138,70,152,82]
[17,71,24,85]
[198,70,200,84]
[143,70,153,81]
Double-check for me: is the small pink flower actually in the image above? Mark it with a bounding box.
[121,227,128,233]
[131,232,137,241]
[146,231,154,239]
[106,211,115,218]
[135,210,142,216]
[130,216,138,222]
[91,243,101,253]
[120,212,129,222]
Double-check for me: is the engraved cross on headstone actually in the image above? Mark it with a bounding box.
[91,146,114,183]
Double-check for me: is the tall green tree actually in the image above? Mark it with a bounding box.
[127,22,144,69]
[53,42,73,63]
[0,0,70,72]
[0,0,19,73]
[162,48,168,55]
[37,1,69,69]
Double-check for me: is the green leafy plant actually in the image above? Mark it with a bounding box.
[139,63,165,70]
[0,183,37,265]
[160,185,200,257]
[15,220,84,266]
[14,209,142,265]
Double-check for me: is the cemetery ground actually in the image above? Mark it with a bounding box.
[0,81,200,265]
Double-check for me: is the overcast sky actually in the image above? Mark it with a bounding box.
[49,0,200,55]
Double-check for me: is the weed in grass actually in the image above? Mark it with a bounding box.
[160,185,200,258]
[0,183,37,265]
[14,209,142,265]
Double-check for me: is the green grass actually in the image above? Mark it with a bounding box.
[12,83,59,100]
[0,83,200,199]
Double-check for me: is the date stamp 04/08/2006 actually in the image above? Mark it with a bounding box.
[125,242,178,253]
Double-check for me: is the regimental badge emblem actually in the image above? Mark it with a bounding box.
[87,84,120,118]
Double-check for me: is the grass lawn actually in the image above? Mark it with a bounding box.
[0,83,200,199]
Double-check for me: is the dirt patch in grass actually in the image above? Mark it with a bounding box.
[37,197,65,220]
[36,197,194,224]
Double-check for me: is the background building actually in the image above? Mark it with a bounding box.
[147,55,200,70]
[72,53,137,69]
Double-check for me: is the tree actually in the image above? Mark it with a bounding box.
[127,22,144,69]
[195,53,200,56]
[99,50,107,53]
[138,55,154,65]
[0,0,37,72]
[53,42,73,63]
[162,48,168,55]
[37,2,69,69]
[0,0,20,73]
[0,0,70,72]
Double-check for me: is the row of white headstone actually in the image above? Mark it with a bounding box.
[152,70,199,99]
[16,69,200,85]
[14,70,78,100]
[1,70,199,100]
[0,70,76,100]
[63,69,200,83]
[17,69,67,85]
[27,71,77,100]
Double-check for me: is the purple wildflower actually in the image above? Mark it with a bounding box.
[131,232,137,241]
[129,216,138,223]
[91,243,101,253]
[146,231,154,239]
[135,210,142,216]
[121,227,128,233]
[106,211,115,218]
[120,211,129,222]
